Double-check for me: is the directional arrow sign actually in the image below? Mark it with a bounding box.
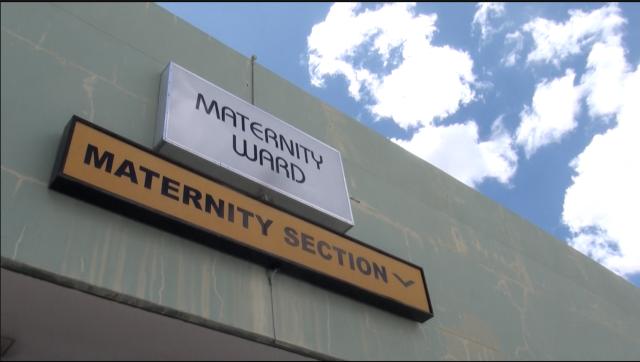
[50,116,433,322]
[393,273,416,288]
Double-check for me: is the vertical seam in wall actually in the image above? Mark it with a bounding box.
[267,268,278,343]
[253,53,277,343]
[251,55,257,105]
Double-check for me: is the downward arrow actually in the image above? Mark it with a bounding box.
[393,273,415,288]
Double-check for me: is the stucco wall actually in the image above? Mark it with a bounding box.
[2,3,639,360]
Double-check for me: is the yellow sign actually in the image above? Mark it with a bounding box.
[51,117,432,322]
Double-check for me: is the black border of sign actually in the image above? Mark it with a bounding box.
[50,115,434,323]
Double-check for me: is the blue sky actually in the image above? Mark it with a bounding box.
[158,3,640,287]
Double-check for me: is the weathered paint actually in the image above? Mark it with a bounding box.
[1,3,639,360]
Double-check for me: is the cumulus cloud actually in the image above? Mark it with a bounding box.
[563,51,640,276]
[472,2,506,42]
[515,69,583,158]
[512,3,639,278]
[392,117,517,187]
[368,43,475,128]
[307,2,475,129]
[308,3,515,187]
[307,2,639,277]
[522,3,625,65]
[581,37,628,118]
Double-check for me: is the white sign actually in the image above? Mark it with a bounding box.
[155,63,354,233]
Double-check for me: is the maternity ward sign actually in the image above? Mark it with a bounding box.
[50,117,432,322]
[154,63,354,233]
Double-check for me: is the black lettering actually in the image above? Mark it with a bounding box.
[83,144,114,172]
[373,263,388,283]
[139,165,159,189]
[222,106,236,125]
[301,233,315,255]
[236,111,249,132]
[204,194,224,218]
[275,157,289,179]
[114,159,138,184]
[356,257,372,276]
[311,152,323,171]
[196,93,220,119]
[182,184,202,210]
[280,134,295,156]
[161,176,180,201]
[264,127,278,148]
[228,203,235,223]
[299,144,311,163]
[237,207,254,229]
[256,215,273,236]
[348,251,356,271]
[333,246,347,266]
[250,122,264,141]
[284,226,299,247]
[233,135,258,161]
[259,149,274,171]
[317,240,332,261]
[291,163,305,184]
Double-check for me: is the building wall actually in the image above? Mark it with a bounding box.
[1,3,639,360]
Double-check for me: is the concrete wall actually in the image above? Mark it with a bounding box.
[2,3,639,360]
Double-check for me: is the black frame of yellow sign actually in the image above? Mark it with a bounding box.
[50,115,433,322]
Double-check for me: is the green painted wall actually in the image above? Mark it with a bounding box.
[2,3,639,360]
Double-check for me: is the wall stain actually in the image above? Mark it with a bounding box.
[2,166,47,196]
[2,26,149,102]
[11,226,27,260]
[450,227,469,255]
[82,74,97,121]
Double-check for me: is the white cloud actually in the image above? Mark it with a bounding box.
[501,31,524,66]
[368,43,475,128]
[515,69,583,157]
[522,3,625,65]
[581,37,628,118]
[472,3,506,42]
[562,57,640,277]
[307,2,475,129]
[307,3,512,187]
[513,4,640,278]
[308,3,514,187]
[392,117,517,187]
